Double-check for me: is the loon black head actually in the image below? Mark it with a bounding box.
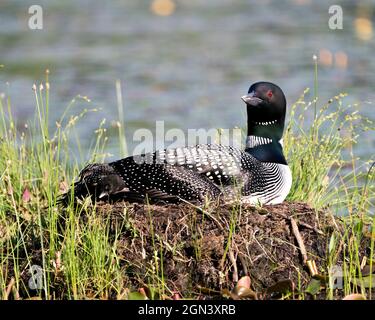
[241,82,287,164]
[241,81,286,141]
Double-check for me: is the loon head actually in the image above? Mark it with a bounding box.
[241,81,286,141]
[242,82,288,164]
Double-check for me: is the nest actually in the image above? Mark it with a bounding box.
[93,201,370,299]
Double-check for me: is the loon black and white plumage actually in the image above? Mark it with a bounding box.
[61,82,292,205]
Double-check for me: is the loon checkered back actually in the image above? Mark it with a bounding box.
[60,82,292,205]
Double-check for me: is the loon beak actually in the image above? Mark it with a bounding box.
[99,191,108,199]
[241,92,263,106]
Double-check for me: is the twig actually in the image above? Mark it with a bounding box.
[330,213,341,232]
[179,198,224,231]
[275,211,324,235]
[332,238,345,264]
[252,233,277,264]
[307,260,318,277]
[228,248,238,283]
[290,217,308,265]
[236,240,249,276]
[4,277,15,300]
[298,220,324,235]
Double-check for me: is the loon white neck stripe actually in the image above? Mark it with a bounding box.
[246,135,273,148]
[253,120,277,126]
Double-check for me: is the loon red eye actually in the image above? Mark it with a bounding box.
[267,90,273,98]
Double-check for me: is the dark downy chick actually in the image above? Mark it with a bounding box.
[59,163,128,204]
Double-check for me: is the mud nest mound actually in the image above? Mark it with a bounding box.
[94,201,372,299]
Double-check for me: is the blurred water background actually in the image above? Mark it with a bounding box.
[0,0,374,162]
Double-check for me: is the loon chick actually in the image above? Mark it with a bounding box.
[61,82,292,205]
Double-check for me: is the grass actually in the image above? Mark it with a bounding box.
[0,68,374,300]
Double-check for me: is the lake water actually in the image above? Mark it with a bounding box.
[0,0,374,163]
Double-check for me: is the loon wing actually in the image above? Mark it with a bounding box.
[110,153,223,203]
[159,144,245,185]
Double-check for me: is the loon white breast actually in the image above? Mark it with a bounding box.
[61,81,292,206]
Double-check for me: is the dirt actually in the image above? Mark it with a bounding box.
[93,201,372,299]
[2,200,373,299]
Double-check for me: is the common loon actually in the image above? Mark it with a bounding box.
[61,82,292,205]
